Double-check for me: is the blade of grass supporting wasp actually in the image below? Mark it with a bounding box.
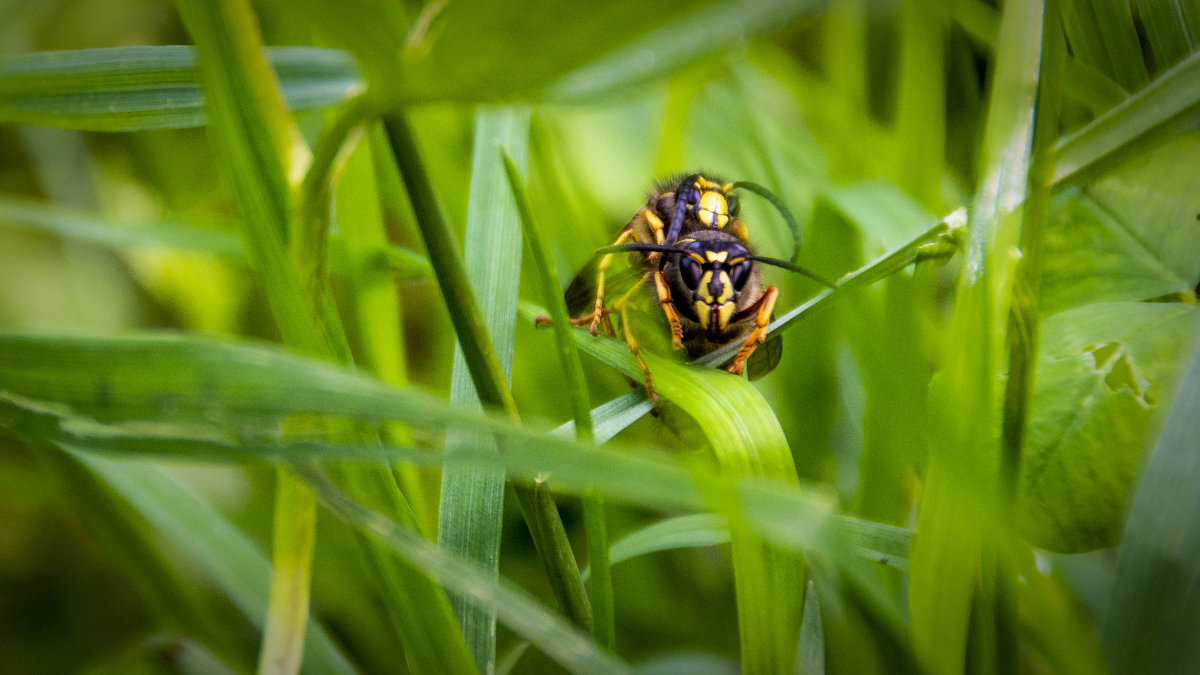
[436,105,529,671]
[502,150,614,650]
[569,335,805,674]
[382,109,595,640]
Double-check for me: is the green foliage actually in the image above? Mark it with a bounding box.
[2,0,1199,674]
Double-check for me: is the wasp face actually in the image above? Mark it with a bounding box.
[671,235,755,335]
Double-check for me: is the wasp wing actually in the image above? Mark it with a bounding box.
[564,258,645,317]
[745,333,782,381]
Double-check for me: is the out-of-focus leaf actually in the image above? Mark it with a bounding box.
[370,0,821,104]
[1019,302,1200,552]
[0,46,362,131]
[1042,132,1200,316]
[1103,328,1200,674]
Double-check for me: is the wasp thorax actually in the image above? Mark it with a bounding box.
[696,190,730,228]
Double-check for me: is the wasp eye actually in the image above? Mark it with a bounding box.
[727,194,740,217]
[730,261,751,291]
[681,258,703,289]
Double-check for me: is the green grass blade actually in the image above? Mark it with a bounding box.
[0,194,245,257]
[297,466,628,675]
[1102,330,1200,674]
[1060,0,1148,92]
[909,0,1046,671]
[0,46,362,131]
[382,110,593,639]
[894,0,947,209]
[581,515,729,582]
[1054,49,1200,188]
[32,446,252,671]
[567,335,803,673]
[0,331,909,570]
[172,3,324,671]
[1134,0,1200,71]
[797,580,824,675]
[438,105,529,671]
[502,149,614,650]
[70,450,356,674]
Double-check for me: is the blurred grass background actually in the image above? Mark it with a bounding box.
[2,0,1200,673]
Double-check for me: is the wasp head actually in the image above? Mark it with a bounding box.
[669,232,756,335]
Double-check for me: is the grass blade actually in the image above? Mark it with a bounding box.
[908,0,1046,671]
[0,46,361,131]
[438,105,529,671]
[382,110,594,638]
[502,150,614,650]
[1054,49,1200,188]
[1102,331,1200,673]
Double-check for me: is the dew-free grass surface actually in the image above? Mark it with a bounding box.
[2,1,1200,674]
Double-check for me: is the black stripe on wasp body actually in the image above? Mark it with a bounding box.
[540,173,834,405]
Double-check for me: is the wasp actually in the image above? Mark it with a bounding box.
[551,173,833,403]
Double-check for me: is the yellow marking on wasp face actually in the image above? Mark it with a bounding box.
[697,191,729,227]
[717,301,734,329]
[704,250,729,263]
[695,301,710,329]
[698,271,715,302]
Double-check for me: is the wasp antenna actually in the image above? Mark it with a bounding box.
[731,181,803,264]
[595,243,681,256]
[750,255,838,288]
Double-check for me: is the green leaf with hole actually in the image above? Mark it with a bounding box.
[1020,301,1200,552]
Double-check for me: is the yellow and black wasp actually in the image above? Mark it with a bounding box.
[552,173,833,403]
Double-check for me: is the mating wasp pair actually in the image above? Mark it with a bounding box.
[545,173,833,404]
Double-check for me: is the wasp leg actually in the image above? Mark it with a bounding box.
[727,285,778,376]
[643,208,667,246]
[652,269,685,349]
[618,301,660,405]
[576,227,634,335]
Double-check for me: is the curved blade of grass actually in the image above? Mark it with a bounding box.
[32,445,254,671]
[581,515,730,582]
[1102,331,1200,673]
[437,106,529,671]
[569,333,803,673]
[502,150,614,650]
[0,46,362,131]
